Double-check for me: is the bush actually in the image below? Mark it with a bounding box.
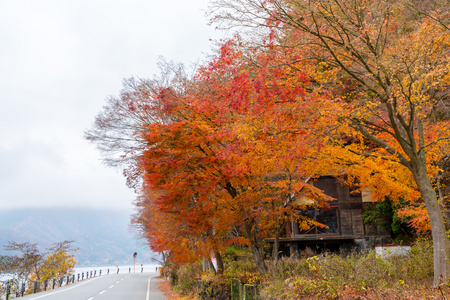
[260,239,437,299]
[172,262,203,295]
[197,277,231,300]
[169,268,178,286]
[267,256,308,280]
[223,247,239,263]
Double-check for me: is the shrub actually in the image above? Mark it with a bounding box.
[224,256,257,279]
[267,256,308,280]
[172,262,203,295]
[197,277,231,300]
[223,247,239,264]
[259,239,438,299]
[169,268,178,286]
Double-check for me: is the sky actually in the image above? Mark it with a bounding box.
[0,0,224,212]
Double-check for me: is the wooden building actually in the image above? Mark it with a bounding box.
[276,176,391,257]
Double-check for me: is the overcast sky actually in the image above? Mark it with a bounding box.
[0,0,224,211]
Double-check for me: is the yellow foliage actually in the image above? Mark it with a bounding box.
[31,251,76,282]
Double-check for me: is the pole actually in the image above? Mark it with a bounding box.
[133,252,137,273]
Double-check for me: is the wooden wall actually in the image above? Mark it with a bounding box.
[285,176,390,239]
[311,176,388,237]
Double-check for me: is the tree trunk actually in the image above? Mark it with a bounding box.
[244,219,268,274]
[208,257,216,274]
[272,234,280,265]
[225,186,268,274]
[437,174,450,231]
[202,257,208,272]
[412,160,450,287]
[250,245,267,274]
[203,257,216,274]
[272,221,286,265]
[213,250,224,275]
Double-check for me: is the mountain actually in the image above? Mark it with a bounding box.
[0,207,157,266]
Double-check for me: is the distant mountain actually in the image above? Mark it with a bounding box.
[0,207,157,267]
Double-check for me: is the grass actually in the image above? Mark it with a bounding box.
[168,239,449,299]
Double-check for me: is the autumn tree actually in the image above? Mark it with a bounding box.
[34,241,77,282]
[2,241,77,291]
[189,39,335,269]
[3,242,45,286]
[142,43,337,274]
[133,190,227,274]
[88,63,233,274]
[88,44,335,274]
[211,0,450,285]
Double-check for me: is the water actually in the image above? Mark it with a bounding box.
[0,263,160,283]
[73,263,160,276]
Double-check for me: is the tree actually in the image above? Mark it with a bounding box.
[211,0,450,285]
[2,241,77,291]
[34,241,77,282]
[189,39,335,269]
[3,242,45,286]
[89,45,334,274]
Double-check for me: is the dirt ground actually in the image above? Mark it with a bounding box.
[157,277,191,300]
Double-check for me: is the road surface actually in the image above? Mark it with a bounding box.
[20,273,167,300]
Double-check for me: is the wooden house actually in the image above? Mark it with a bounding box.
[275,176,392,257]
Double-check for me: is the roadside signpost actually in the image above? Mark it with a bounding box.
[133,252,137,273]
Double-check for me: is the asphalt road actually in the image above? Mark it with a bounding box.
[19,273,167,300]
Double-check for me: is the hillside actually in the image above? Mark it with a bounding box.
[0,207,157,266]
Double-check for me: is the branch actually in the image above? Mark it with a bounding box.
[420,136,450,153]
[351,118,411,168]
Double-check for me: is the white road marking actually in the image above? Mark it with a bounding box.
[109,285,114,289]
[115,281,120,284]
[99,290,106,295]
[88,298,94,300]
[28,277,100,299]
[146,277,151,300]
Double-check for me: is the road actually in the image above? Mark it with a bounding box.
[19,273,167,300]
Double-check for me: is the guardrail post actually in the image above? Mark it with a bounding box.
[90,271,93,277]
[117,268,119,274]
[72,275,75,283]
[59,278,63,287]
[107,269,110,275]
[44,279,48,291]
[230,278,241,300]
[243,284,256,300]
[66,275,70,285]
[6,284,10,300]
[53,278,56,289]
[99,270,102,276]
[34,281,38,293]
[141,267,143,273]
[82,272,84,280]
[94,270,96,277]
[21,282,25,296]
[129,267,131,273]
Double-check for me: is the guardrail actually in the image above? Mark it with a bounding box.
[0,266,144,299]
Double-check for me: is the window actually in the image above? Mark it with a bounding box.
[297,207,339,235]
